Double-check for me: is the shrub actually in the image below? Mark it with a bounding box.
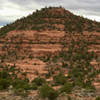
[9,66,16,72]
[0,69,12,90]
[29,54,34,59]
[32,77,46,86]
[0,79,11,90]
[0,71,10,78]
[83,82,95,91]
[62,62,68,68]
[12,79,30,90]
[52,56,58,63]
[31,83,38,90]
[96,97,100,100]
[53,73,66,85]
[14,88,29,97]
[39,84,58,100]
[67,96,72,100]
[45,72,51,79]
[60,83,73,94]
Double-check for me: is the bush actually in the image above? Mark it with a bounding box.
[14,88,29,97]
[67,96,72,100]
[0,71,10,78]
[53,73,66,85]
[0,79,11,90]
[32,77,46,86]
[39,84,58,100]
[62,62,68,68]
[12,79,31,90]
[83,82,96,91]
[96,97,100,100]
[60,83,73,94]
[31,83,38,90]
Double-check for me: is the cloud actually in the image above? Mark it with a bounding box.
[0,0,100,27]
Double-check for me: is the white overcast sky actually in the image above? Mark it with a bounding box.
[0,0,100,28]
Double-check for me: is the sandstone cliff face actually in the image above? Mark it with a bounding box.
[0,30,100,81]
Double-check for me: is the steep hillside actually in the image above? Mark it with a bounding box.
[0,7,100,100]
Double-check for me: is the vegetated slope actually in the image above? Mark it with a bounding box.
[0,7,100,58]
[0,7,100,100]
[0,7,100,36]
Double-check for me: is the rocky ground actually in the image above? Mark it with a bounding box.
[0,86,100,100]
